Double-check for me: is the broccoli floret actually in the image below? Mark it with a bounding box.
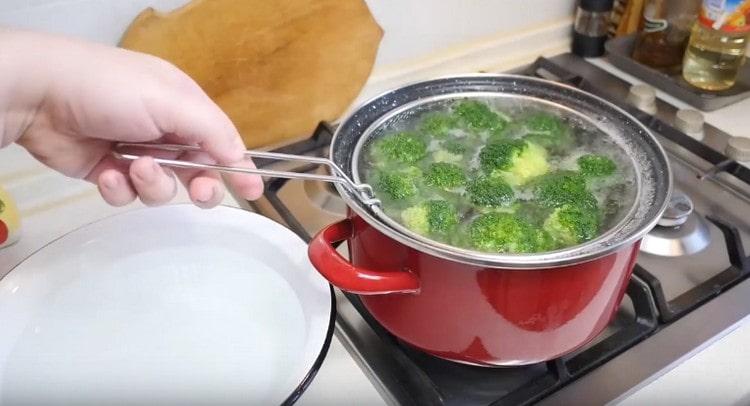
[536,229,557,252]
[453,100,507,134]
[522,113,574,154]
[433,149,463,164]
[469,212,553,253]
[502,142,550,185]
[466,176,515,207]
[401,205,429,234]
[376,167,421,200]
[524,113,565,133]
[431,139,467,163]
[427,200,460,233]
[401,200,459,235]
[544,204,601,246]
[515,202,554,227]
[577,154,616,178]
[479,139,526,172]
[535,171,598,210]
[442,139,467,154]
[372,132,427,164]
[424,163,466,190]
[420,113,458,138]
[479,139,550,185]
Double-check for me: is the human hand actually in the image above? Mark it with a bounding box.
[0,29,263,208]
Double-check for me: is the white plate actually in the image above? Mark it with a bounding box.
[0,205,333,405]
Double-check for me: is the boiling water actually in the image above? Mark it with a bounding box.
[360,96,637,253]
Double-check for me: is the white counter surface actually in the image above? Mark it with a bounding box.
[618,319,750,406]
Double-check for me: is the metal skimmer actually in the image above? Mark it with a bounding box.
[112,143,381,207]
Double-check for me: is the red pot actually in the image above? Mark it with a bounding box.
[308,75,672,366]
[310,214,640,365]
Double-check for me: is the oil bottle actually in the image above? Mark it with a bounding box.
[632,0,701,74]
[682,0,750,91]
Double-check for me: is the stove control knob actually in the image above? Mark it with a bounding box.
[725,136,750,162]
[675,109,705,140]
[658,191,693,227]
[627,84,657,115]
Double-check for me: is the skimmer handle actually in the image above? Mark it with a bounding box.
[112,143,381,207]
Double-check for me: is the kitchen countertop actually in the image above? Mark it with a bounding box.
[0,144,385,406]
[618,318,750,406]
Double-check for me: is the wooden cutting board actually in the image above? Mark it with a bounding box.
[120,0,382,148]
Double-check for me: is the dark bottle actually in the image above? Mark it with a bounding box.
[572,0,615,57]
[631,0,701,73]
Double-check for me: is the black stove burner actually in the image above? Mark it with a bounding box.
[635,216,749,323]
[249,56,750,405]
[341,279,656,406]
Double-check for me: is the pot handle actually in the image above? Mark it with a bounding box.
[308,219,420,295]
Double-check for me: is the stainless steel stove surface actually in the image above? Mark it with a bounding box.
[248,54,750,405]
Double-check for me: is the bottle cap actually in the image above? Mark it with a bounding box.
[579,0,615,12]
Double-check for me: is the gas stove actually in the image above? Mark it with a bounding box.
[245,54,750,405]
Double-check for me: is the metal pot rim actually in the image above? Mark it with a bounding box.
[330,73,673,269]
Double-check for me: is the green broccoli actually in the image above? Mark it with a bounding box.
[432,150,462,164]
[372,132,427,164]
[543,204,601,246]
[401,206,429,234]
[524,113,565,133]
[479,139,525,171]
[431,139,467,163]
[577,154,617,178]
[466,176,515,207]
[536,229,556,252]
[442,139,467,154]
[376,167,421,200]
[514,201,554,227]
[420,113,458,138]
[534,171,598,210]
[401,200,459,235]
[479,139,550,185]
[424,163,466,190]
[469,212,553,253]
[452,100,507,135]
[522,113,574,154]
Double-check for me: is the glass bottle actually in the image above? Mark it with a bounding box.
[631,0,702,74]
[573,0,615,57]
[682,0,750,91]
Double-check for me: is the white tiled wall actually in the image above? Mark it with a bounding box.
[0,0,576,69]
[0,0,190,44]
[365,0,576,66]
